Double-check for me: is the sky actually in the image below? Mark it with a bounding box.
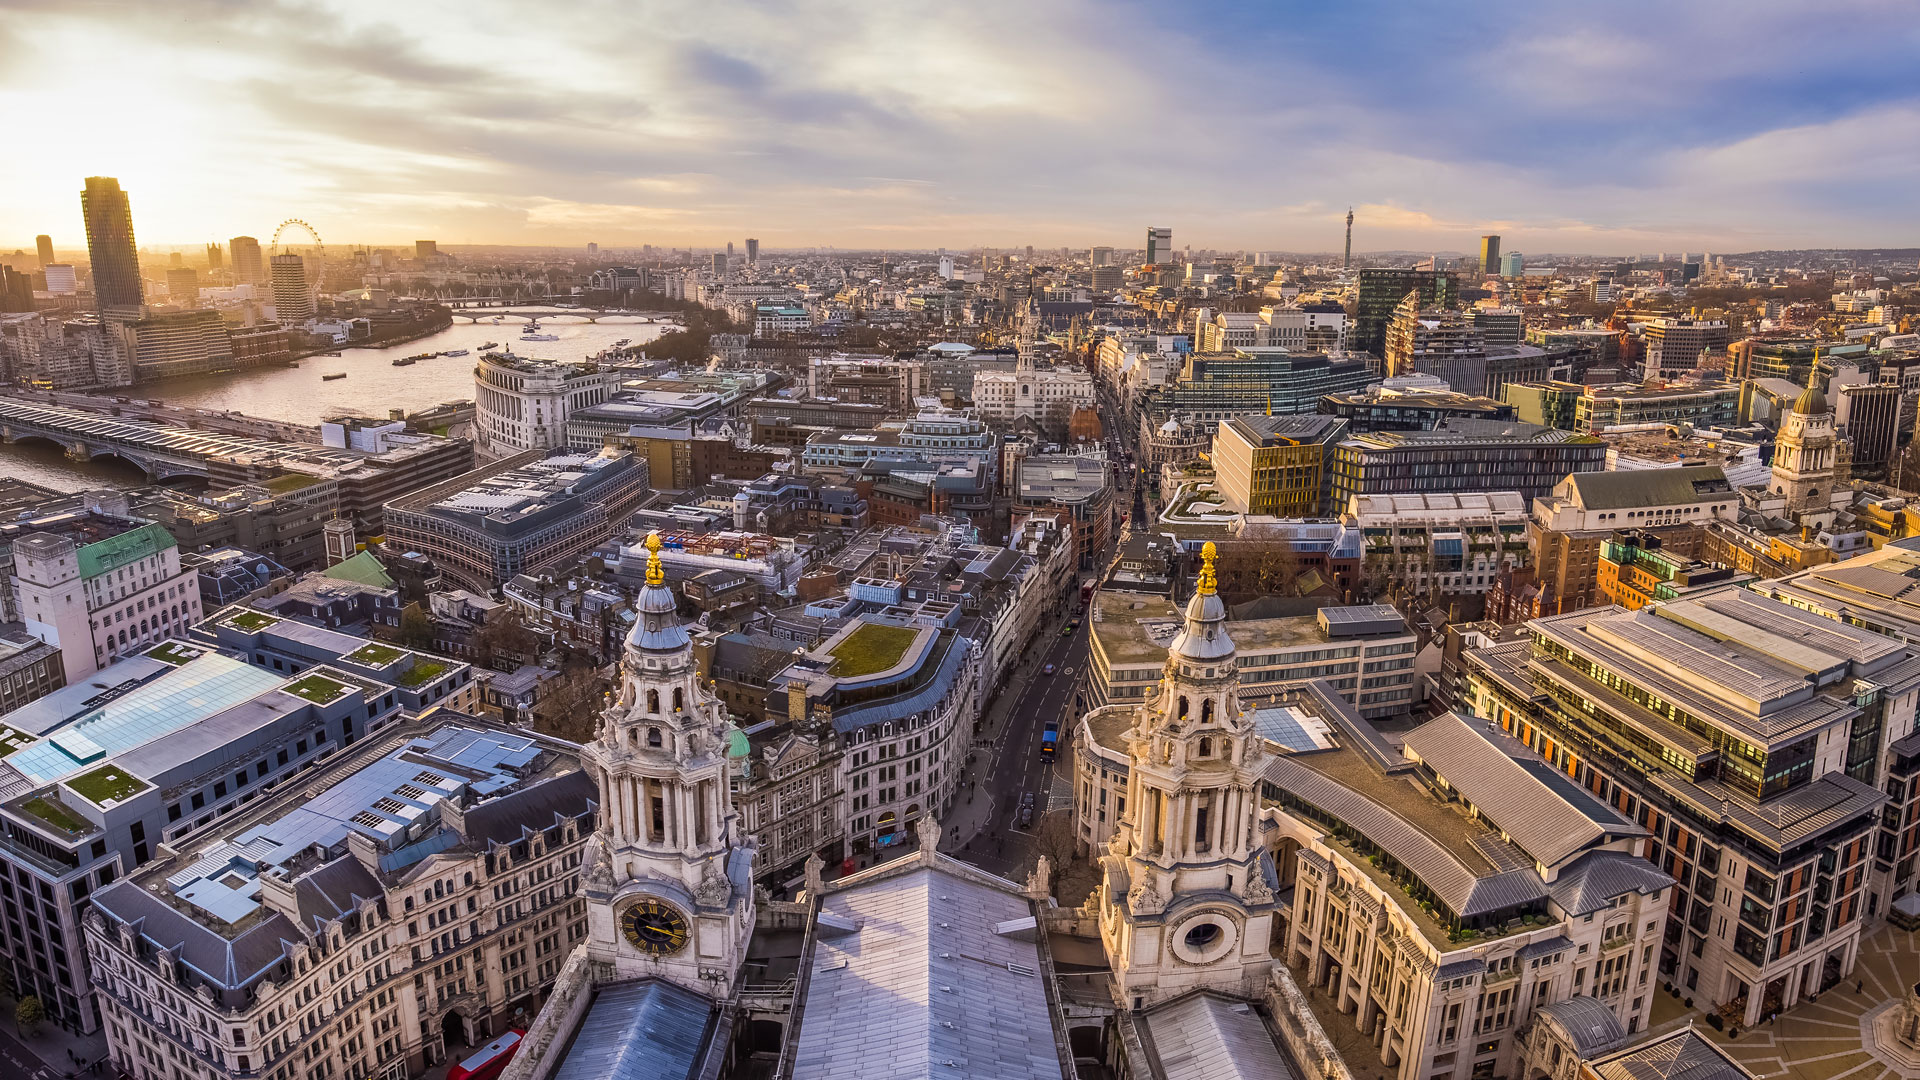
[4,0,1919,255]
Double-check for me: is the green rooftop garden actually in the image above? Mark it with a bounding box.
[346,642,405,666]
[20,796,91,835]
[828,623,919,678]
[264,472,323,495]
[145,641,204,666]
[395,659,449,688]
[223,610,281,631]
[67,765,148,806]
[0,727,33,755]
[286,673,351,704]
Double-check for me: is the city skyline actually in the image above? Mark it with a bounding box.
[5,1,1918,253]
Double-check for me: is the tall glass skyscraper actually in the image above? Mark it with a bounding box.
[81,177,143,313]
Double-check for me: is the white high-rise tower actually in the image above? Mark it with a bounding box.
[1098,542,1277,1009]
[579,533,755,995]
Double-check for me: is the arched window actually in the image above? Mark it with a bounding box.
[672,687,684,711]
[1201,699,1214,724]
[647,689,660,713]
[1198,736,1212,758]
[1176,696,1189,720]
[647,727,663,748]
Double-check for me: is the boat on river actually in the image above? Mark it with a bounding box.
[323,372,347,381]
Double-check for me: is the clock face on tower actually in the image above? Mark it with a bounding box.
[620,896,692,955]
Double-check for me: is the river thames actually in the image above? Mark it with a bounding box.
[4,312,678,492]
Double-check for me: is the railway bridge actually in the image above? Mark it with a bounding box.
[0,397,361,482]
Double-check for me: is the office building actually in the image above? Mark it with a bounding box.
[415,239,439,259]
[131,474,341,572]
[1525,466,1736,614]
[1838,382,1901,479]
[4,508,203,682]
[1086,590,1417,717]
[164,266,197,302]
[1501,250,1524,277]
[0,630,64,714]
[972,362,1095,435]
[473,352,623,461]
[269,253,314,324]
[1329,419,1607,509]
[1145,225,1173,265]
[1641,317,1729,380]
[88,716,583,1078]
[35,235,54,267]
[1320,382,1514,434]
[1473,306,1524,347]
[81,177,143,314]
[1210,413,1348,517]
[1349,490,1532,599]
[40,263,77,295]
[1480,234,1501,274]
[0,639,407,1033]
[1385,293,1487,382]
[745,237,759,265]
[711,251,727,276]
[1468,588,1906,1028]
[111,308,237,381]
[1505,380,1741,433]
[1355,268,1458,357]
[229,234,264,286]
[1595,529,1752,609]
[1138,348,1376,434]
[382,448,650,592]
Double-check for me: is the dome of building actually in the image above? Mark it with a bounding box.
[1793,381,1827,416]
[627,533,691,652]
[1169,542,1236,662]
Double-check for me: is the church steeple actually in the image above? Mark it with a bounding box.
[579,532,755,995]
[1771,349,1837,521]
[1097,541,1277,1008]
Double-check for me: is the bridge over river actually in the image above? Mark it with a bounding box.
[0,397,362,482]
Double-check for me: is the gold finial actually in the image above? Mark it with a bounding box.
[1808,345,1821,389]
[645,532,665,587]
[1196,541,1218,596]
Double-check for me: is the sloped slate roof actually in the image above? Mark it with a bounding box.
[1538,995,1627,1056]
[1562,466,1732,510]
[1403,713,1639,868]
[1548,851,1675,917]
[1264,756,1546,917]
[1136,992,1295,1080]
[553,978,720,1080]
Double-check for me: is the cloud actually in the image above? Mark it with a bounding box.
[1,0,1917,251]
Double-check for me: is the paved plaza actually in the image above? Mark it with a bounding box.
[1698,922,1920,1080]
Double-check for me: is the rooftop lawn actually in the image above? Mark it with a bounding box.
[395,659,449,688]
[224,610,281,631]
[286,673,351,704]
[145,641,203,666]
[21,796,91,834]
[264,472,323,495]
[346,642,405,666]
[0,727,33,755]
[828,622,919,678]
[67,765,147,805]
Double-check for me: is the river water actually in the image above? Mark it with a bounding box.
[4,312,679,492]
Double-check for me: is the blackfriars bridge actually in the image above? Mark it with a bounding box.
[0,397,362,482]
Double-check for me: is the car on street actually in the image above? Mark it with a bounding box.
[1042,663,1056,675]
[1018,792,1035,829]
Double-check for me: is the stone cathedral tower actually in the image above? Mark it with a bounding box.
[579,533,755,995]
[1771,363,1838,520]
[1098,542,1277,1009]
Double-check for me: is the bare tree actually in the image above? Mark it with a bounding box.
[533,665,612,743]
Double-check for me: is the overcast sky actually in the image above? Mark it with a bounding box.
[4,0,1918,255]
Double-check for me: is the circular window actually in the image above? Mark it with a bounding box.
[1171,914,1238,964]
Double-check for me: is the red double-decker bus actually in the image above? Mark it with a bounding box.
[446,1031,525,1080]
